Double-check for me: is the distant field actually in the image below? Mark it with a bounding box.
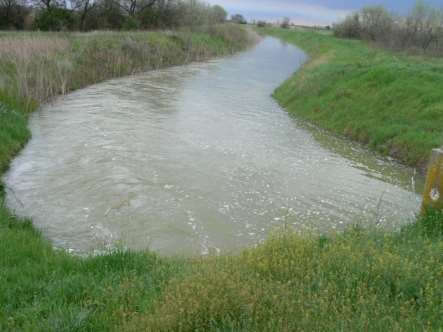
[267,27,443,170]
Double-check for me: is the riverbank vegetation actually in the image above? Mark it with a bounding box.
[0,0,228,31]
[265,26,443,169]
[334,2,443,56]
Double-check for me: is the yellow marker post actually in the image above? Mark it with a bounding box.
[422,148,443,213]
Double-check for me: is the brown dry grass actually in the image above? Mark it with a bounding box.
[0,36,69,60]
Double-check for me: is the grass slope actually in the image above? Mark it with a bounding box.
[266,27,443,169]
[132,219,442,331]
[0,27,442,331]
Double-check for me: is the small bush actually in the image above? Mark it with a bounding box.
[281,17,290,29]
[256,21,267,28]
[122,16,140,30]
[34,8,75,31]
[333,13,361,39]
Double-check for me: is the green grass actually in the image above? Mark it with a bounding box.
[0,213,186,330]
[0,27,442,331]
[132,218,442,331]
[265,27,443,169]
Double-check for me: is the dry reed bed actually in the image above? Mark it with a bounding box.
[0,26,254,106]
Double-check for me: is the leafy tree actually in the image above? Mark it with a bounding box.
[281,17,290,29]
[256,20,267,28]
[34,7,75,30]
[231,13,246,24]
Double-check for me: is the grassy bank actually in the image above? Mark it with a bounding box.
[0,27,442,331]
[131,218,442,331]
[266,27,443,170]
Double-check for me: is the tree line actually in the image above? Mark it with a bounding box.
[0,0,228,31]
[334,1,443,56]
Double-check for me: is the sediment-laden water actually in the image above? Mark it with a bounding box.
[4,37,421,255]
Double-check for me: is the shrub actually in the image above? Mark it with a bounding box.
[122,16,140,30]
[333,13,361,39]
[231,14,246,25]
[359,6,393,41]
[256,21,267,28]
[34,8,75,31]
[281,17,290,29]
[334,2,443,56]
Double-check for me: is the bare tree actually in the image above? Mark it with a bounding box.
[360,6,393,41]
[32,0,64,10]
[0,0,17,22]
[72,0,96,30]
[334,1,443,55]
[333,13,361,38]
[114,0,157,17]
[211,4,226,23]
[406,1,442,51]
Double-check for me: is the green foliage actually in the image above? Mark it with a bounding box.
[122,16,140,30]
[266,27,443,168]
[0,209,186,331]
[256,21,267,28]
[34,8,76,31]
[0,0,233,32]
[0,95,34,174]
[231,14,247,24]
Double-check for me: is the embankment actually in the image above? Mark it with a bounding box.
[266,27,443,170]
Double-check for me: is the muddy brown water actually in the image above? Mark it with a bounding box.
[4,37,421,255]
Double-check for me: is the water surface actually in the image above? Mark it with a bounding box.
[4,38,421,255]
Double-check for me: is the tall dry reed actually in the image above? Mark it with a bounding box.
[0,26,255,106]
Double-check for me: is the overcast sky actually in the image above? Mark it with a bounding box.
[206,0,443,26]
